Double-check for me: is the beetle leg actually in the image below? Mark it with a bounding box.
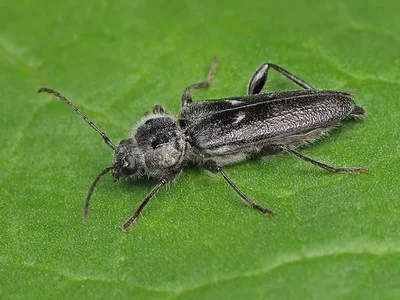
[203,160,274,215]
[122,172,179,232]
[181,56,219,107]
[153,105,167,114]
[279,145,369,174]
[248,63,314,95]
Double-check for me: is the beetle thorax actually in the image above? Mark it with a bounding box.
[135,114,186,170]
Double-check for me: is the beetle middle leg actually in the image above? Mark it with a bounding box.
[181,56,219,107]
[248,63,314,95]
[278,145,369,174]
[203,160,274,215]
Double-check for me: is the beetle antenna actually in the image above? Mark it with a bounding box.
[83,166,113,223]
[38,88,116,150]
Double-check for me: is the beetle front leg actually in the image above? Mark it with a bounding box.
[248,63,314,95]
[153,105,167,114]
[203,160,274,215]
[181,56,219,107]
[122,172,179,232]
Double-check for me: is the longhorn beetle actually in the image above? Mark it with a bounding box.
[38,57,368,231]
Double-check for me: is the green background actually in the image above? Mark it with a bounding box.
[1,1,399,299]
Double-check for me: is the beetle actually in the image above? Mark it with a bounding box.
[38,57,368,231]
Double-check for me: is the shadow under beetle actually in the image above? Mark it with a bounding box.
[38,57,368,232]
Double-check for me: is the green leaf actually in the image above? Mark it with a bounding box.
[1,1,399,299]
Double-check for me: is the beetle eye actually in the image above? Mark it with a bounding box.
[123,154,137,174]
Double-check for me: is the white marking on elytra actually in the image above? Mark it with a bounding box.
[233,111,246,125]
[228,100,244,105]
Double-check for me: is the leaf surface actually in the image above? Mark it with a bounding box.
[1,1,399,299]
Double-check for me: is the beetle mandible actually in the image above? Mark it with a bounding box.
[38,57,368,231]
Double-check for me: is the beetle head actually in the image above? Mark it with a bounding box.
[112,138,138,181]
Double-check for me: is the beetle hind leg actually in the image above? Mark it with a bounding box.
[247,63,314,95]
[279,145,369,174]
